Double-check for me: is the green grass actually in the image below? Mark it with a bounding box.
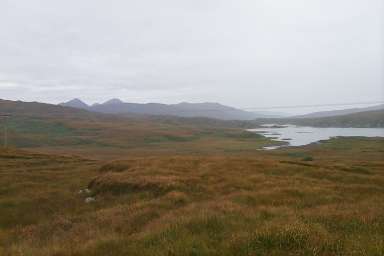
[7,117,77,135]
[2,111,280,156]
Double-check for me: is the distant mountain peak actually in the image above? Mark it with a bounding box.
[178,102,221,105]
[69,98,85,103]
[57,99,278,120]
[175,102,228,109]
[103,98,124,105]
[60,98,89,109]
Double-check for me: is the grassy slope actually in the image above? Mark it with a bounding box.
[1,138,384,256]
[1,99,274,158]
[254,110,384,128]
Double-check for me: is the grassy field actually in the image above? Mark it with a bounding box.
[1,137,383,255]
[3,111,276,159]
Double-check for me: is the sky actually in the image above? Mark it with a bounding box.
[0,0,383,114]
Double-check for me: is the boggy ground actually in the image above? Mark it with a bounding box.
[1,138,384,255]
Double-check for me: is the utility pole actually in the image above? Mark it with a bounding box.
[0,114,10,148]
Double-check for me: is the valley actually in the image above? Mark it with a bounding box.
[1,99,384,255]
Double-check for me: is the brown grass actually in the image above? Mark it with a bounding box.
[1,137,384,255]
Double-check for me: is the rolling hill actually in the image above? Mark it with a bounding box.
[294,104,384,118]
[0,99,273,157]
[253,109,384,128]
[291,109,384,128]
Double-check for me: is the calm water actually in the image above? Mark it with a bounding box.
[249,124,384,150]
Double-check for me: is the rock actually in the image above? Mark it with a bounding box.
[85,197,96,203]
[78,188,91,195]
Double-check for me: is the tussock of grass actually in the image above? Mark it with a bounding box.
[231,222,344,255]
[332,165,372,175]
[302,156,314,161]
[89,173,183,196]
[98,161,134,173]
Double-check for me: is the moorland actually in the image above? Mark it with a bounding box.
[0,99,384,256]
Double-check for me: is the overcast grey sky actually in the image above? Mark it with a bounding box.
[0,0,383,113]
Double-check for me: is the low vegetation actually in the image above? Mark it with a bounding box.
[1,100,383,255]
[1,138,383,255]
[2,110,273,159]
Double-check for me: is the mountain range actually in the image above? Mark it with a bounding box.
[60,98,284,120]
[2,98,384,128]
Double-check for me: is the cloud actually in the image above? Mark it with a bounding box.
[0,80,20,89]
[0,0,382,111]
